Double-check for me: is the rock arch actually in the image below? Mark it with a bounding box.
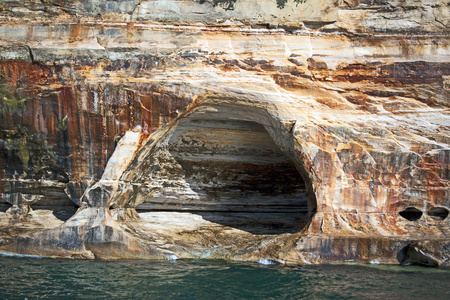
[119,102,317,235]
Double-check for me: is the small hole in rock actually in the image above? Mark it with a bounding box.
[427,207,449,221]
[399,207,423,221]
[31,205,79,222]
[31,196,79,222]
[0,202,12,213]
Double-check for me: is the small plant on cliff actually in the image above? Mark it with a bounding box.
[0,82,28,111]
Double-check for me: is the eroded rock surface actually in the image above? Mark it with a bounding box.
[0,0,449,264]
[399,241,450,267]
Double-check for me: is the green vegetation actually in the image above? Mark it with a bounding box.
[0,80,68,180]
[2,125,34,172]
[2,124,68,181]
[58,114,69,132]
[0,82,29,111]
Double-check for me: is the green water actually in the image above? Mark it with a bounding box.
[1,255,449,299]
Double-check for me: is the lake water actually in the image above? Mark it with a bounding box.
[1,254,449,299]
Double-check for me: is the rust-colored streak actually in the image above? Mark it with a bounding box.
[0,62,52,89]
[0,61,197,184]
[331,62,450,85]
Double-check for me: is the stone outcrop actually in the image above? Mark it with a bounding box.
[0,0,449,264]
[398,240,450,267]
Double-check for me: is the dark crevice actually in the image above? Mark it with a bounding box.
[399,207,423,221]
[24,45,34,63]
[0,202,12,213]
[31,203,79,222]
[427,207,449,221]
[136,208,308,213]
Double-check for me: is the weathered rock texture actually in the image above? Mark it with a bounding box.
[0,0,449,265]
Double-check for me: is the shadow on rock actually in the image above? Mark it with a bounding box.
[398,241,450,267]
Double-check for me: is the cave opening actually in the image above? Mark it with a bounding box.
[427,207,449,221]
[0,201,11,213]
[399,207,423,221]
[136,118,315,235]
[28,187,79,222]
[30,203,79,222]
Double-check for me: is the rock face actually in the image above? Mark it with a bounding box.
[0,0,449,264]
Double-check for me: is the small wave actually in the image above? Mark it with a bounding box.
[256,259,278,265]
[0,252,44,259]
[165,254,179,261]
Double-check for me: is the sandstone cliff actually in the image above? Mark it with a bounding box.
[0,0,449,265]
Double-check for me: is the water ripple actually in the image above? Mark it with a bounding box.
[0,258,449,299]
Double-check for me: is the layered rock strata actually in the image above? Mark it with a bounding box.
[0,0,449,265]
